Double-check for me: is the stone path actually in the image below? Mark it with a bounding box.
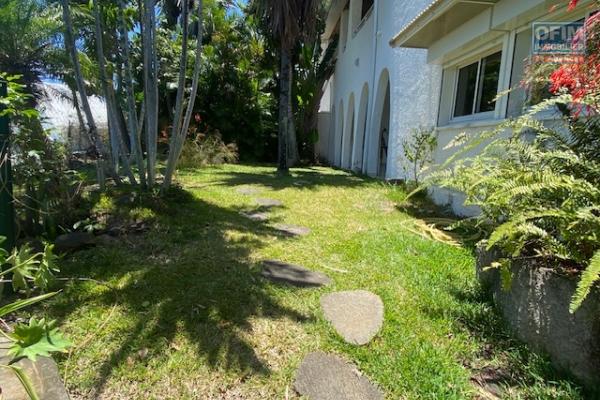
[272,223,311,237]
[261,260,331,287]
[233,185,385,398]
[255,198,283,208]
[239,211,270,222]
[236,186,261,195]
[321,290,384,345]
[294,352,384,400]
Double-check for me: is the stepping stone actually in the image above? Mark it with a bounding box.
[240,211,269,221]
[255,198,283,208]
[236,186,261,195]
[261,260,331,287]
[321,290,384,345]
[0,338,70,400]
[294,351,383,400]
[273,223,311,237]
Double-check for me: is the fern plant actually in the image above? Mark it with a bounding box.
[422,95,600,313]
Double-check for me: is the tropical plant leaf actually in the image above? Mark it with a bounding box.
[6,245,40,294]
[570,252,600,313]
[7,318,70,361]
[34,244,60,290]
[0,292,58,318]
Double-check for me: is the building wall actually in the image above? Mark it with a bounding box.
[319,0,442,180]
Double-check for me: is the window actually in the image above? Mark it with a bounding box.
[361,0,374,20]
[453,51,502,118]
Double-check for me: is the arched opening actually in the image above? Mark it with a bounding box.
[367,69,391,178]
[377,84,390,178]
[353,84,369,172]
[334,99,344,167]
[327,104,336,164]
[342,93,355,169]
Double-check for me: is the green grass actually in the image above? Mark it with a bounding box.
[42,164,588,399]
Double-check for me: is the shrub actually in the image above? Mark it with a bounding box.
[401,127,437,187]
[177,132,238,169]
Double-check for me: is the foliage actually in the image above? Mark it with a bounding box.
[1,73,85,237]
[0,237,69,399]
[401,127,437,187]
[177,132,239,169]
[422,95,600,312]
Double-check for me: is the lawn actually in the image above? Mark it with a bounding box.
[42,164,587,399]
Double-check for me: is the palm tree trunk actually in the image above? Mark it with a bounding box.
[278,44,291,173]
[143,0,159,187]
[93,0,137,185]
[162,0,204,190]
[118,0,146,187]
[60,0,115,188]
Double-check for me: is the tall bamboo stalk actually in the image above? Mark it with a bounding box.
[162,0,204,190]
[143,0,159,187]
[93,0,137,185]
[118,0,146,187]
[163,0,189,186]
[60,0,115,188]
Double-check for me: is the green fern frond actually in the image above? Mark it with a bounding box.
[570,251,600,313]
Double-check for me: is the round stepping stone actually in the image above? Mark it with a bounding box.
[273,223,311,237]
[320,290,384,345]
[261,260,331,287]
[294,351,383,400]
[255,198,283,208]
[240,211,269,221]
[236,186,261,195]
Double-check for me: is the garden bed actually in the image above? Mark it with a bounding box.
[476,246,600,387]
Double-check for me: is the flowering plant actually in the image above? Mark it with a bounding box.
[548,1,600,110]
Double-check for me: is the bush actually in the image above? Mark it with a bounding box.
[177,132,239,169]
[423,7,600,313]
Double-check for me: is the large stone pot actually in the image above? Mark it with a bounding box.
[476,246,600,387]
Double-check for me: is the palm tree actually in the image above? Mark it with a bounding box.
[252,0,319,172]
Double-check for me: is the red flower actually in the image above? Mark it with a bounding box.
[568,0,579,10]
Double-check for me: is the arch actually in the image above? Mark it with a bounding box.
[367,69,391,178]
[334,99,344,167]
[327,104,336,164]
[342,93,355,169]
[352,83,369,172]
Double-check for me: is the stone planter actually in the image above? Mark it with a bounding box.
[476,246,600,387]
[0,338,70,400]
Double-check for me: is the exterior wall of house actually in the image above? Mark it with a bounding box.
[318,0,441,180]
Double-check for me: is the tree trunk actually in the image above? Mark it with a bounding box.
[163,0,189,188]
[143,0,159,187]
[60,0,114,188]
[162,0,204,190]
[93,0,137,185]
[118,0,146,187]
[278,45,291,173]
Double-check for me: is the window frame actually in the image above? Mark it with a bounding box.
[451,49,503,123]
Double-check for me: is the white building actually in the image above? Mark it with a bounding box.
[318,0,596,215]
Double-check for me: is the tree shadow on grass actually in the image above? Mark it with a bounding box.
[46,187,314,396]
[211,166,374,192]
